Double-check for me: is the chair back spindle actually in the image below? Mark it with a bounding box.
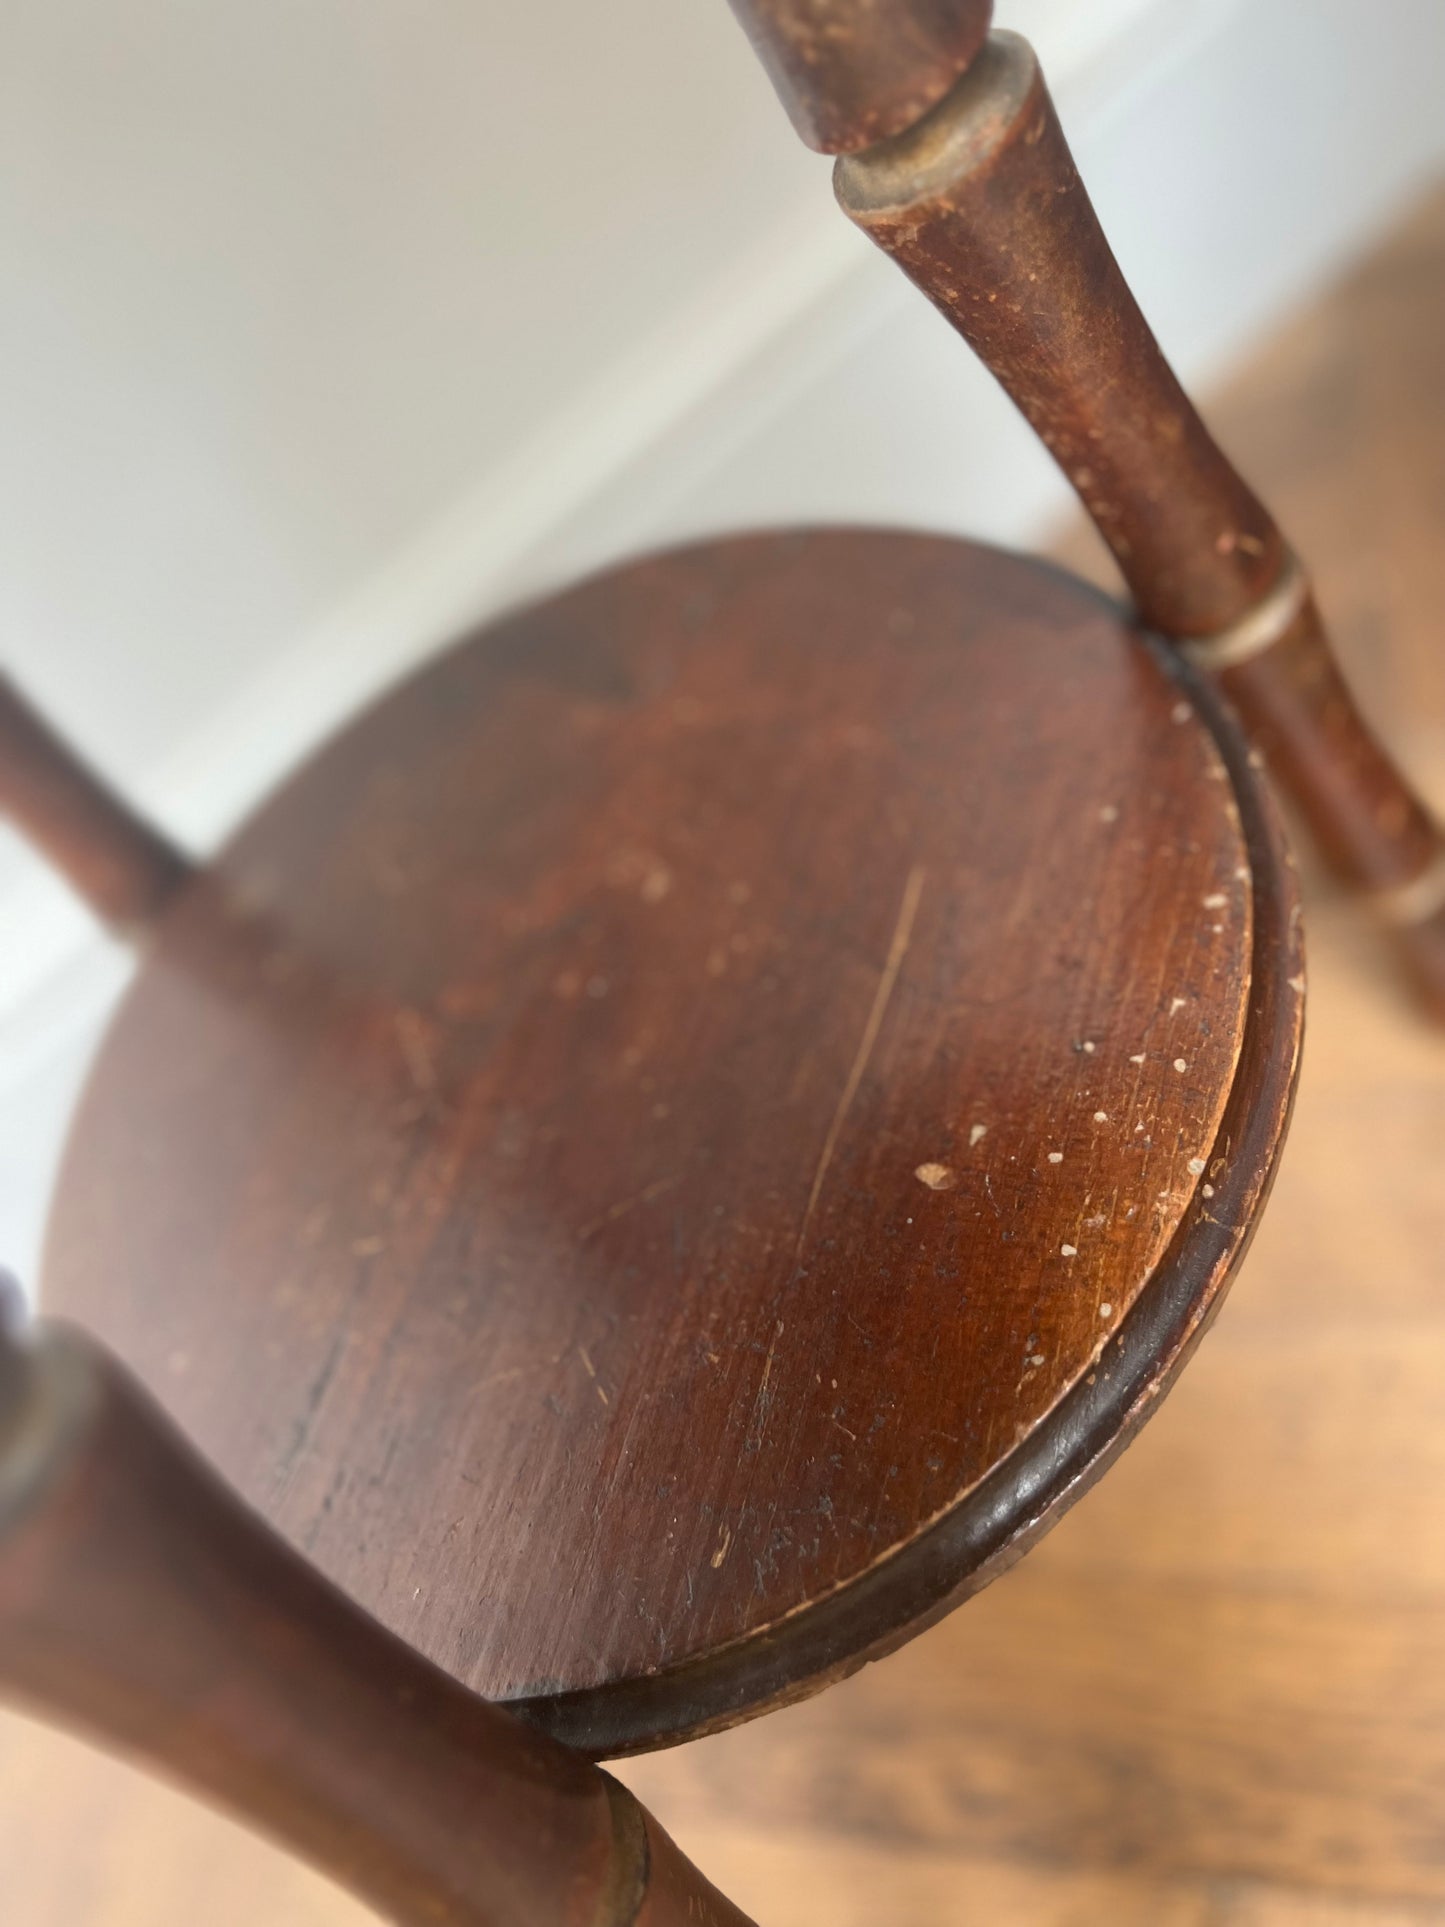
[0,675,190,938]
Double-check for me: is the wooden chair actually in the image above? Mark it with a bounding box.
[0,5,1434,1920]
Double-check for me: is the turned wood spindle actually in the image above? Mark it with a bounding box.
[728,9,1445,1015]
[0,674,191,938]
[833,31,1445,1010]
[0,1302,753,1927]
[726,0,994,153]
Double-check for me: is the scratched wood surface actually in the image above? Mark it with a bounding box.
[5,188,1445,1925]
[724,0,993,153]
[38,527,1284,1754]
[620,183,1445,1926]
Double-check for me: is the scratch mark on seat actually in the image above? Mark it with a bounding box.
[277,1332,346,1477]
[744,1319,786,1454]
[578,1173,680,1242]
[795,864,926,1258]
[394,1007,438,1091]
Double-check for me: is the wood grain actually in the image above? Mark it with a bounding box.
[38,530,1294,1754]
[616,185,1445,1926]
[5,173,1445,1927]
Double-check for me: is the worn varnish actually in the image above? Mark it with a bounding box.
[835,35,1284,640]
[9,175,1445,1927]
[725,0,993,153]
[836,32,1445,1010]
[40,530,1300,1754]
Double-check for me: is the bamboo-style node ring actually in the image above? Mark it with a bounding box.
[1179,552,1311,673]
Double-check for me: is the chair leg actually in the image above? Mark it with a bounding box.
[830,30,1445,1014]
[725,0,994,152]
[0,1291,754,1927]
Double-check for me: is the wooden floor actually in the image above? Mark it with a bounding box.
[5,190,1445,1926]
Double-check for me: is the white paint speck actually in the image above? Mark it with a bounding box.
[1048,1151,1064,1164]
[1061,1244,1078,1258]
[1202,893,1227,909]
[1187,1157,1206,1175]
[1202,1183,1215,1198]
[1082,1040,1096,1053]
[915,1162,957,1191]
[1029,1353,1046,1367]
[1129,1053,1146,1064]
[1099,1303,1113,1319]
[1169,996,1187,1015]
[1093,1110,1107,1123]
[969,1123,988,1147]
[1173,1058,1188,1073]
[1172,701,1193,724]
[1099,804,1119,824]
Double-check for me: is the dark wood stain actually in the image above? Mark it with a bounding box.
[40,529,1300,1753]
[0,13,1336,1911]
[836,31,1445,1010]
[0,1311,753,1926]
[725,0,994,153]
[835,36,1284,639]
[8,183,1445,1927]
[0,674,191,936]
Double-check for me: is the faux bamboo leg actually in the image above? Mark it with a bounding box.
[725,0,994,152]
[0,1299,754,1927]
[831,31,1445,1013]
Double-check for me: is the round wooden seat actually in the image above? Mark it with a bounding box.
[39,529,1301,1755]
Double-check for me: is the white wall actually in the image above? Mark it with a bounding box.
[2,0,1444,1280]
